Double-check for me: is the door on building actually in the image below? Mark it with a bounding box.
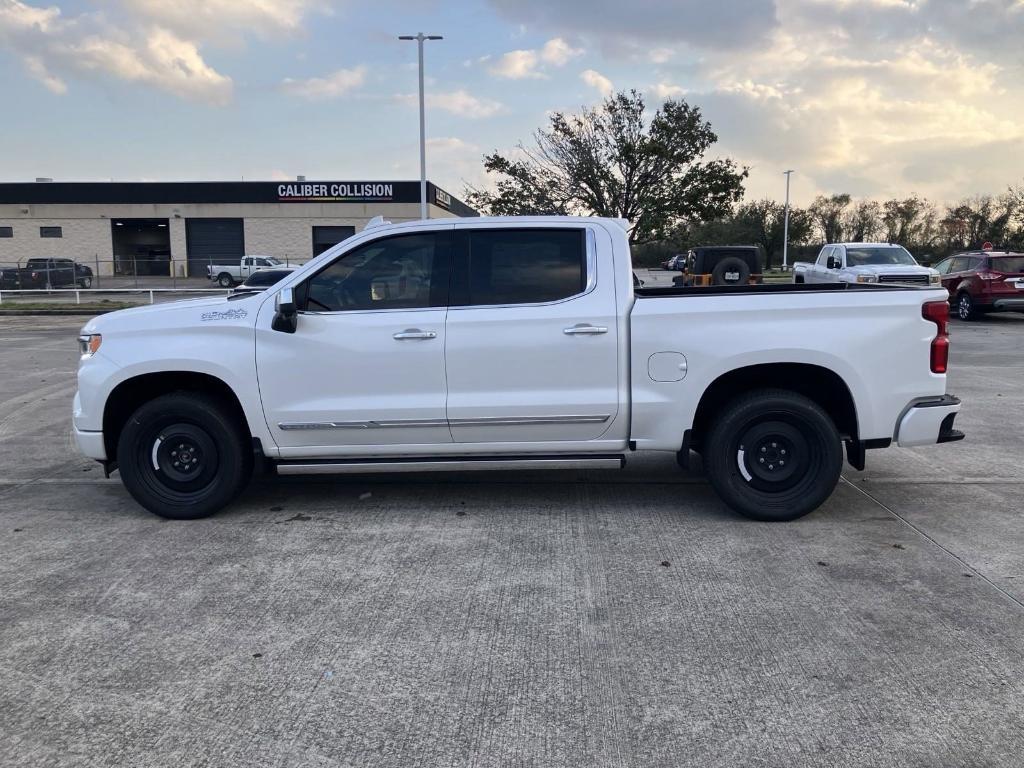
[111,219,171,276]
[186,218,244,277]
[312,225,356,257]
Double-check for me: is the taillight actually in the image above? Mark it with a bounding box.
[922,300,949,374]
[977,272,1002,281]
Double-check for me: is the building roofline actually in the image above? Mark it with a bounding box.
[0,179,477,216]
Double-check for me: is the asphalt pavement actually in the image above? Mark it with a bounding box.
[1,311,1022,767]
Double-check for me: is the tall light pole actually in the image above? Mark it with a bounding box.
[782,169,794,271]
[399,32,443,220]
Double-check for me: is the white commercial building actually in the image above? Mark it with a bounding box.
[0,180,476,277]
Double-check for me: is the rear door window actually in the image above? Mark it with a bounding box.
[453,228,586,306]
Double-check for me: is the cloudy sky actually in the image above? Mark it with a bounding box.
[1,0,1022,205]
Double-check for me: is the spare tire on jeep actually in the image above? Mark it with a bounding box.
[711,256,751,286]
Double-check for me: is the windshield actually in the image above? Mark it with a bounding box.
[264,257,283,266]
[845,247,917,267]
[991,257,1024,273]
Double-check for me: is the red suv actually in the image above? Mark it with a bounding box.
[933,251,1024,320]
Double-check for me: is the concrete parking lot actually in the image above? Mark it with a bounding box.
[1,312,1023,767]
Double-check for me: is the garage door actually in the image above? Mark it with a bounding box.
[186,218,245,276]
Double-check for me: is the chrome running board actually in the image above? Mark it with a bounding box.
[276,454,625,476]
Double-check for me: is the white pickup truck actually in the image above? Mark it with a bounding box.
[207,255,293,287]
[794,243,940,286]
[73,216,963,522]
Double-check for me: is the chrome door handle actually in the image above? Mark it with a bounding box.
[563,325,608,335]
[393,329,437,340]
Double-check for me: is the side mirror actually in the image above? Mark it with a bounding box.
[272,286,298,334]
[827,256,841,270]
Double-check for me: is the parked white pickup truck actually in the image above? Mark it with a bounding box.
[74,217,963,522]
[207,255,292,287]
[794,243,940,286]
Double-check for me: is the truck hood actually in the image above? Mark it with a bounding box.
[81,293,263,335]
[846,264,936,275]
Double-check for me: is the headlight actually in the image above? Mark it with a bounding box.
[929,273,940,285]
[78,333,102,356]
[856,274,878,283]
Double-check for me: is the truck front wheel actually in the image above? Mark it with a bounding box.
[704,389,842,522]
[117,392,252,519]
[217,273,234,288]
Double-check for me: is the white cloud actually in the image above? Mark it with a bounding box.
[397,89,504,119]
[429,90,503,118]
[540,37,583,66]
[24,55,66,93]
[580,68,613,96]
[487,37,582,79]
[650,82,686,100]
[0,0,233,103]
[120,0,322,39]
[282,66,366,100]
[489,49,544,79]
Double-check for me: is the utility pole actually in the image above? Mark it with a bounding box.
[399,32,443,220]
[782,170,794,271]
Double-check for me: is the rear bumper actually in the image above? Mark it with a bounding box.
[992,297,1024,311]
[73,426,107,460]
[896,395,964,447]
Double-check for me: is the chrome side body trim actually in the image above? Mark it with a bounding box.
[278,414,611,431]
[279,419,448,431]
[276,456,625,475]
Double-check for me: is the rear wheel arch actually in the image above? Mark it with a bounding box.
[688,363,858,452]
[103,371,251,461]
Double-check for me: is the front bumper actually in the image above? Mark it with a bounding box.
[896,395,964,447]
[73,426,107,460]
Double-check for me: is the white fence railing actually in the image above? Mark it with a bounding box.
[0,287,231,305]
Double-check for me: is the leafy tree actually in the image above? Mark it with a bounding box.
[882,196,933,247]
[808,193,851,243]
[845,200,882,243]
[732,200,812,268]
[465,90,747,242]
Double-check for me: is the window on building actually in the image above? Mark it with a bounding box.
[40,226,63,238]
[455,229,587,306]
[0,226,12,238]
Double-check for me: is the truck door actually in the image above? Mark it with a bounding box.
[810,246,834,283]
[255,228,454,452]
[443,226,620,444]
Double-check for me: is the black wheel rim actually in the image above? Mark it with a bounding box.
[137,421,221,500]
[733,414,819,493]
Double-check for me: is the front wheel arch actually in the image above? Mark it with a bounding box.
[103,371,251,462]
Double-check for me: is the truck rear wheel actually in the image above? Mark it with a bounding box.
[117,392,251,519]
[704,389,842,521]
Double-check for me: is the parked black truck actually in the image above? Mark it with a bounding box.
[0,258,93,289]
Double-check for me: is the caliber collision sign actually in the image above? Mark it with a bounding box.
[276,183,395,202]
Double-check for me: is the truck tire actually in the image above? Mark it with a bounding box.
[78,276,92,288]
[711,257,751,286]
[217,273,234,288]
[703,389,842,522]
[117,392,252,520]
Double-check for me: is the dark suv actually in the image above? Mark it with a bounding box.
[934,251,1024,320]
[0,258,93,289]
[672,246,764,287]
